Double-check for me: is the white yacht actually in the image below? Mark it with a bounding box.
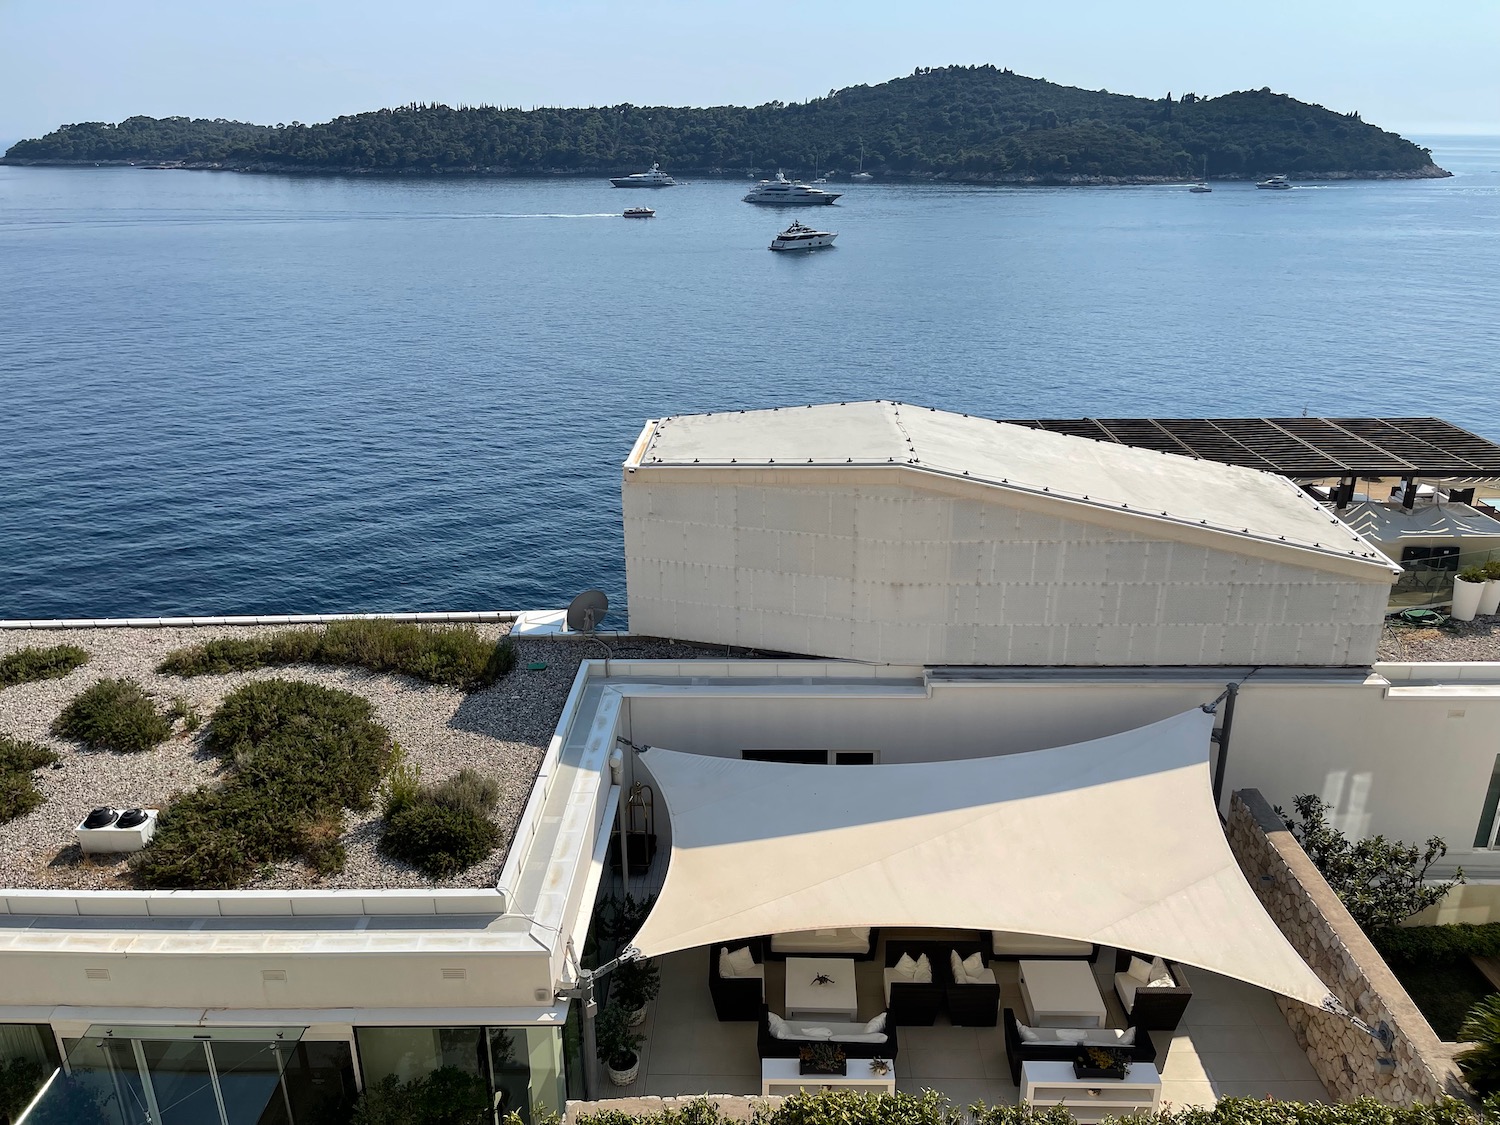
[1256,175,1292,190]
[610,163,675,188]
[1189,182,1212,193]
[743,172,841,205]
[769,220,837,251]
[850,170,874,182]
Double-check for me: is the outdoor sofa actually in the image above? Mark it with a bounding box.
[1113,951,1193,1031]
[756,1006,899,1060]
[708,939,765,1022]
[1002,1008,1159,1084]
[765,927,879,960]
[987,930,1100,961]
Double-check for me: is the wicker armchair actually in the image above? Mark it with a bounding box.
[1113,951,1193,1032]
[882,942,948,1026]
[708,939,765,1022]
[943,941,1000,1027]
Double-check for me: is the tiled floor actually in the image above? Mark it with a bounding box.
[608,946,1329,1108]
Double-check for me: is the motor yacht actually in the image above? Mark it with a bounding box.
[611,163,675,188]
[1189,182,1212,193]
[743,172,841,205]
[1256,175,1292,190]
[769,220,837,251]
[622,207,655,218]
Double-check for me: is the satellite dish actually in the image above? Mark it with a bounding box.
[566,589,609,634]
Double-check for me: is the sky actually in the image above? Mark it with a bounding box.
[2,0,1498,145]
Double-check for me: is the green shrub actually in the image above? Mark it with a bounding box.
[381,768,501,878]
[159,621,515,691]
[51,678,171,753]
[351,1067,489,1125]
[0,643,89,689]
[133,679,392,888]
[0,734,61,824]
[1374,922,1500,965]
[165,694,202,732]
[1459,996,1500,1094]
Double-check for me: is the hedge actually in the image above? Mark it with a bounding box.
[571,1090,1484,1125]
[1374,923,1500,965]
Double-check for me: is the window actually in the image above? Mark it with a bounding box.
[1475,754,1500,848]
[742,750,879,765]
[354,1026,563,1125]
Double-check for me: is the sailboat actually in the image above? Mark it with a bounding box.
[1189,155,1212,193]
[851,141,873,181]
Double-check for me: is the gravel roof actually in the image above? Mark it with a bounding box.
[0,625,702,892]
[1378,617,1500,663]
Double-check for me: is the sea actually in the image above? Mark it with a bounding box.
[2,138,1498,620]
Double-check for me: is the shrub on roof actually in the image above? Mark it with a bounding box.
[380,766,502,879]
[133,679,392,888]
[51,678,172,753]
[0,734,61,824]
[157,620,515,690]
[0,643,90,688]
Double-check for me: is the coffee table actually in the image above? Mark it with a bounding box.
[1018,959,1107,1027]
[761,1057,895,1096]
[1019,1060,1160,1122]
[783,956,858,1021]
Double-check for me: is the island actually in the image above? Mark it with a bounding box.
[1,65,1449,184]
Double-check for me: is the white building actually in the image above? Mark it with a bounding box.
[624,402,1398,666]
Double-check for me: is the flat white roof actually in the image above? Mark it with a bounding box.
[633,401,1395,569]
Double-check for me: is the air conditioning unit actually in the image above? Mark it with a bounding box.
[76,807,158,854]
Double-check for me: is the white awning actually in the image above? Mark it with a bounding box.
[629,709,1335,1009]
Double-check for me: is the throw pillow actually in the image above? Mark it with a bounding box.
[962,951,986,982]
[1146,957,1174,988]
[768,1013,791,1040]
[913,953,933,983]
[864,1013,887,1034]
[1120,1027,1137,1046]
[852,928,871,941]
[726,945,758,977]
[893,953,918,980]
[719,948,737,979]
[1127,956,1152,984]
[1055,1029,1088,1043]
[802,1026,834,1039]
[1016,1022,1040,1043]
[950,950,966,983]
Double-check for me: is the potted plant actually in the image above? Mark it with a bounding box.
[1453,565,1488,621]
[798,1043,847,1076]
[869,1057,891,1077]
[613,957,661,1026]
[596,1002,645,1086]
[1072,1046,1131,1080]
[1480,560,1500,617]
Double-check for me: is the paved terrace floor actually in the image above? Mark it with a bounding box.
[610,944,1327,1108]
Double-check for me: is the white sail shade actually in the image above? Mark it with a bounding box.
[627,709,1334,1010]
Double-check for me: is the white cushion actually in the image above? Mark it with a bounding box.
[893,953,918,980]
[864,1012,886,1034]
[950,950,965,983]
[913,953,933,983]
[1115,973,1139,1011]
[852,928,871,941]
[1016,1022,1040,1043]
[1119,1026,1137,1046]
[991,931,1094,957]
[1054,1029,1088,1043]
[815,928,838,937]
[719,949,735,978]
[962,951,987,983]
[768,1013,792,1040]
[832,1032,888,1043]
[726,945,758,977]
[801,1026,834,1039]
[1127,956,1152,984]
[1147,957,1175,988]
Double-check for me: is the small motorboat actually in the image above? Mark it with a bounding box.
[1189,182,1212,193]
[623,207,656,218]
[1256,175,1293,190]
[770,220,837,251]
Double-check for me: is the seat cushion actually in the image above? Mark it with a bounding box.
[725,945,758,977]
[1114,972,1139,1011]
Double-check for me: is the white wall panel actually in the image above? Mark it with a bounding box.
[623,473,1392,666]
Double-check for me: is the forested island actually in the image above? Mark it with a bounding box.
[2,65,1447,183]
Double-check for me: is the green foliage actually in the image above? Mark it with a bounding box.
[612,957,661,1010]
[0,1055,46,1125]
[1375,922,1500,965]
[351,1067,490,1125]
[51,678,171,753]
[133,679,392,887]
[157,620,513,691]
[1282,794,1462,932]
[594,1002,643,1069]
[165,694,202,732]
[1460,995,1500,1093]
[380,767,502,878]
[1387,957,1496,1042]
[3,68,1436,181]
[0,734,61,823]
[1459,566,1489,584]
[0,644,89,688]
[576,1091,1485,1125]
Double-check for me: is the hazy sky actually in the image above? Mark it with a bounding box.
[2,0,1497,144]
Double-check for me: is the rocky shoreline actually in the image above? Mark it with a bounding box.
[0,157,1453,184]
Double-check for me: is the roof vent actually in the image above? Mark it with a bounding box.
[441,968,468,981]
[77,808,159,854]
[262,969,287,982]
[82,807,119,829]
[85,968,111,981]
[116,808,149,828]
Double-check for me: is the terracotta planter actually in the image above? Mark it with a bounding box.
[607,1053,640,1086]
[1480,579,1500,616]
[1453,577,1485,621]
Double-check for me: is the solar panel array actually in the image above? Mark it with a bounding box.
[1005,417,1500,479]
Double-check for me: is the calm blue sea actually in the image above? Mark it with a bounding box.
[2,138,1498,620]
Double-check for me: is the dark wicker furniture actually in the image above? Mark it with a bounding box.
[882,941,950,1026]
[1113,951,1193,1032]
[1002,1008,1158,1084]
[708,939,765,1022]
[756,1006,900,1060]
[943,940,1000,1027]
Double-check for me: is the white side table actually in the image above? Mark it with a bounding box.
[1020,1060,1160,1123]
[761,1058,896,1097]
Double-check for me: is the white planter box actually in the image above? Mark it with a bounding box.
[1480,579,1500,617]
[76,810,159,854]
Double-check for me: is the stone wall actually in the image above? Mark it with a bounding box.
[1227,790,1467,1104]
